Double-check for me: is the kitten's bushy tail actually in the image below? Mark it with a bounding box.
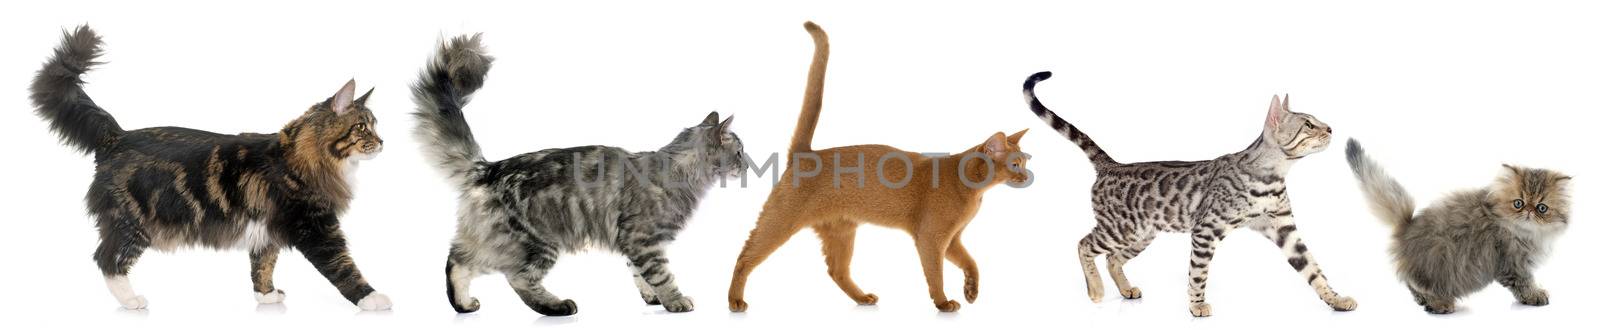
[1345,138,1416,228]
[1022,72,1117,168]
[31,25,124,155]
[789,21,830,155]
[412,33,494,188]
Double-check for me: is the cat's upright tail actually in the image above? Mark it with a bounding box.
[31,25,124,155]
[1022,72,1117,169]
[1344,138,1416,229]
[788,21,830,156]
[412,33,494,188]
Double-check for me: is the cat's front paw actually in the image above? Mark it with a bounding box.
[357,293,392,311]
[1189,302,1212,317]
[1517,288,1550,306]
[728,298,749,312]
[255,289,286,304]
[934,299,961,312]
[533,299,578,316]
[1423,301,1456,314]
[662,296,694,313]
[119,295,149,310]
[1120,287,1143,300]
[641,292,661,305]
[1328,296,1358,311]
[1086,279,1105,303]
[854,293,879,306]
[964,277,980,303]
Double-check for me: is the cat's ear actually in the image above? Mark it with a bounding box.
[718,115,735,134]
[329,79,357,115]
[354,87,374,106]
[983,132,1009,154]
[1007,128,1029,144]
[1264,95,1286,128]
[1282,94,1291,110]
[701,111,720,126]
[1501,164,1523,176]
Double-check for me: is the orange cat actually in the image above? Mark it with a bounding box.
[726,22,1031,313]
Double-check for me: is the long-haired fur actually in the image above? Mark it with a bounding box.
[1346,138,1571,314]
[29,25,391,311]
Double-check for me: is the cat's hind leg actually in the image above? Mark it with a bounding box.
[727,211,805,312]
[95,214,150,310]
[1107,233,1153,300]
[506,250,576,316]
[251,249,285,304]
[815,221,878,305]
[446,248,482,313]
[1256,219,1357,312]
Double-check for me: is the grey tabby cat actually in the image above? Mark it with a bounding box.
[412,34,747,315]
[1346,139,1570,314]
[1021,72,1356,316]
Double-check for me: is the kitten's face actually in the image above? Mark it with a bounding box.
[1492,165,1572,230]
[1264,95,1332,159]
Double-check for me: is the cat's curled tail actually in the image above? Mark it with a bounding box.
[1344,138,1416,228]
[31,25,124,155]
[1021,72,1116,169]
[789,21,830,156]
[412,33,494,188]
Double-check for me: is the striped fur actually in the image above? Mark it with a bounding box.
[1022,72,1115,168]
[1023,73,1353,316]
[412,34,747,316]
[30,26,390,310]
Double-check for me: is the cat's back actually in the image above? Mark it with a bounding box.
[476,145,630,188]
[100,127,277,166]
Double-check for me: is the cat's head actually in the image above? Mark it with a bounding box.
[1491,165,1572,231]
[1262,95,1332,159]
[979,129,1031,188]
[284,80,385,164]
[666,111,747,178]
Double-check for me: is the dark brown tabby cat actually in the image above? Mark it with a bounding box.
[30,26,391,310]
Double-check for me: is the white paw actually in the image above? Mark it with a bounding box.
[120,295,148,310]
[255,290,286,304]
[357,293,392,311]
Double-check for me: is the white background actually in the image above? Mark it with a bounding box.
[1,1,1594,329]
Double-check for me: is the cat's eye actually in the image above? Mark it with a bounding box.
[1512,199,1525,209]
[1536,203,1549,214]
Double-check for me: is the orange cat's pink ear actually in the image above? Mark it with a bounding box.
[984,132,1008,153]
[1007,129,1029,144]
[1264,95,1286,129]
[330,79,357,115]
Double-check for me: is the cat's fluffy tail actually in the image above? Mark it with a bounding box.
[31,25,124,155]
[412,33,493,188]
[789,21,830,155]
[1344,138,1416,229]
[1022,72,1117,168]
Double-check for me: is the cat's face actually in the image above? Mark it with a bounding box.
[1492,165,1572,230]
[982,129,1031,188]
[288,80,384,163]
[1263,95,1332,159]
[674,112,746,178]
